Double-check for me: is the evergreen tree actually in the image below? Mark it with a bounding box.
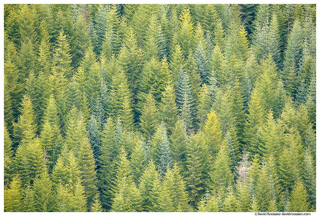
[170,119,188,172]
[194,41,210,84]
[4,175,22,212]
[130,140,145,185]
[91,193,103,212]
[204,110,223,157]
[160,85,178,135]
[23,184,35,212]
[33,171,55,212]
[87,115,101,165]
[13,94,36,149]
[290,181,310,212]
[4,126,14,186]
[210,143,233,192]
[98,117,117,210]
[53,30,72,79]
[78,136,98,210]
[157,123,172,176]
[139,161,160,211]
[139,93,159,139]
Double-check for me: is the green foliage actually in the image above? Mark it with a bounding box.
[290,181,310,212]
[4,4,316,213]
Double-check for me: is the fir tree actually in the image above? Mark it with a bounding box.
[4,175,22,212]
[139,93,159,139]
[290,181,310,212]
[78,136,98,210]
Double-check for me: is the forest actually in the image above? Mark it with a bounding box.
[4,4,316,212]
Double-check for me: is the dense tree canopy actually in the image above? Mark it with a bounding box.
[4,4,316,212]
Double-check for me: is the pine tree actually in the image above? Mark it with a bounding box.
[198,191,219,212]
[194,41,210,84]
[91,193,103,212]
[98,117,117,210]
[185,133,211,206]
[170,119,188,172]
[113,148,132,195]
[303,149,316,210]
[33,171,55,212]
[254,166,272,212]
[210,143,233,192]
[204,110,223,157]
[53,30,72,79]
[139,93,159,139]
[230,79,246,145]
[130,140,145,185]
[211,45,230,87]
[236,182,251,212]
[223,186,238,211]
[176,68,195,133]
[4,175,22,212]
[157,123,172,176]
[87,115,101,165]
[14,138,46,186]
[23,184,35,212]
[179,8,194,58]
[78,136,98,210]
[160,85,178,135]
[162,164,189,211]
[290,181,310,212]
[72,181,87,212]
[4,126,13,186]
[120,96,134,131]
[55,183,73,212]
[13,94,36,149]
[244,88,265,158]
[169,44,184,81]
[185,50,202,106]
[139,160,160,211]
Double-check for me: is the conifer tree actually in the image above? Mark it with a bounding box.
[204,110,223,158]
[14,138,46,186]
[157,123,172,176]
[23,184,35,212]
[139,93,159,139]
[303,149,316,210]
[169,44,184,81]
[33,171,55,212]
[91,193,103,212]
[185,50,202,105]
[290,181,309,212]
[179,9,194,58]
[87,115,101,165]
[13,94,36,149]
[244,88,265,158]
[53,30,72,79]
[194,41,210,84]
[160,85,178,135]
[254,166,272,212]
[4,126,13,186]
[78,136,98,210]
[162,164,189,211]
[198,191,219,212]
[71,181,87,212]
[139,161,160,211]
[130,140,145,185]
[210,143,233,191]
[4,175,22,212]
[211,45,229,87]
[120,96,134,131]
[185,133,211,206]
[98,117,117,210]
[170,119,188,171]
